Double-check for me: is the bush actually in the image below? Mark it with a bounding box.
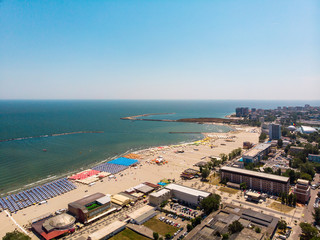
[222,233,229,239]
[255,227,261,233]
[153,232,159,240]
[228,220,244,234]
[2,230,31,240]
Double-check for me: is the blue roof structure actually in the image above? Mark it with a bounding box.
[108,157,139,166]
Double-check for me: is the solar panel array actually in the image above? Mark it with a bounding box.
[92,162,128,174]
[0,178,76,213]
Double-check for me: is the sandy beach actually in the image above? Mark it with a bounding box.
[0,125,259,239]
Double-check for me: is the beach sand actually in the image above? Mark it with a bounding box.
[0,126,259,239]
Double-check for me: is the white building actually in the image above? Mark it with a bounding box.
[301,126,317,134]
[165,183,211,206]
[149,189,171,206]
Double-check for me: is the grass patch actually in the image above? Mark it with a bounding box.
[218,186,239,194]
[109,228,150,240]
[268,202,294,213]
[143,217,178,236]
[207,174,221,185]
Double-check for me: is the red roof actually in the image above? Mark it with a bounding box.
[41,229,70,240]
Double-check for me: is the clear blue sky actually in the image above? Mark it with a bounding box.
[0,0,319,100]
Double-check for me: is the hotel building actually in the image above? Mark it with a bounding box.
[221,166,290,194]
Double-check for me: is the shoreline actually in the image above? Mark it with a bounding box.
[0,125,259,238]
[0,130,209,196]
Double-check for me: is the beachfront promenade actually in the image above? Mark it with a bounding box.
[0,126,259,239]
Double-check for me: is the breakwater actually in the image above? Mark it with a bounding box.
[0,131,104,142]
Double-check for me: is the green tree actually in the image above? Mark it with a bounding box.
[259,132,267,142]
[200,194,221,215]
[228,220,244,234]
[277,139,283,148]
[292,194,297,207]
[300,222,319,240]
[187,224,193,232]
[275,168,282,175]
[301,172,312,181]
[313,207,320,226]
[220,153,228,163]
[240,182,247,190]
[165,233,171,240]
[201,168,210,180]
[264,167,273,174]
[153,232,159,240]
[255,227,261,233]
[278,220,287,230]
[288,193,293,206]
[2,231,31,240]
[222,233,229,239]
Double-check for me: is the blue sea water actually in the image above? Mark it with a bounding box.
[0,100,319,194]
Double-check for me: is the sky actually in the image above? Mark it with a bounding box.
[0,0,319,100]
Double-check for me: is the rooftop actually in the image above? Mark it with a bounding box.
[165,183,211,198]
[221,166,289,183]
[150,188,171,198]
[88,221,126,240]
[68,193,105,209]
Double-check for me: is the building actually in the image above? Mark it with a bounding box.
[289,146,304,155]
[149,184,211,207]
[220,166,290,194]
[165,183,211,207]
[236,107,249,117]
[301,126,318,134]
[185,204,279,240]
[294,179,311,204]
[127,205,157,225]
[87,221,126,240]
[111,194,131,207]
[242,143,271,163]
[149,189,171,206]
[32,213,75,240]
[68,193,115,224]
[269,124,281,140]
[180,168,200,179]
[309,154,320,163]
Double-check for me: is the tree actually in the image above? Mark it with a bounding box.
[277,139,283,148]
[220,153,228,163]
[301,172,312,181]
[292,194,297,207]
[300,222,319,240]
[255,227,261,233]
[222,233,229,239]
[240,182,247,190]
[264,167,273,174]
[165,233,171,240]
[288,193,293,206]
[278,220,287,230]
[313,207,320,226]
[187,224,193,232]
[259,132,267,142]
[201,168,210,180]
[200,194,221,215]
[228,220,244,234]
[275,168,282,175]
[153,232,159,240]
[2,231,31,240]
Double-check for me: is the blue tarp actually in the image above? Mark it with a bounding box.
[108,157,139,166]
[157,182,167,186]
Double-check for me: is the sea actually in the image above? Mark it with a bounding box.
[1,100,319,195]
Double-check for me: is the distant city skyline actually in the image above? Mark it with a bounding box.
[0,0,319,100]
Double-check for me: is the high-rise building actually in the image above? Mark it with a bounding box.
[294,179,310,203]
[235,107,249,117]
[269,124,281,140]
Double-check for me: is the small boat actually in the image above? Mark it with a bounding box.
[43,149,47,152]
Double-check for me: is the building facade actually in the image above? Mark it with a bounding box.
[220,166,290,194]
[68,193,112,223]
[309,154,320,163]
[294,179,311,204]
[269,124,281,140]
[242,143,271,163]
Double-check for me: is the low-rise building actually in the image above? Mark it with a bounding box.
[289,146,304,155]
[32,213,75,240]
[87,221,126,240]
[149,189,171,206]
[68,193,115,224]
[149,184,211,207]
[242,143,271,163]
[294,179,311,204]
[127,205,157,225]
[309,154,320,163]
[185,204,279,240]
[165,183,211,207]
